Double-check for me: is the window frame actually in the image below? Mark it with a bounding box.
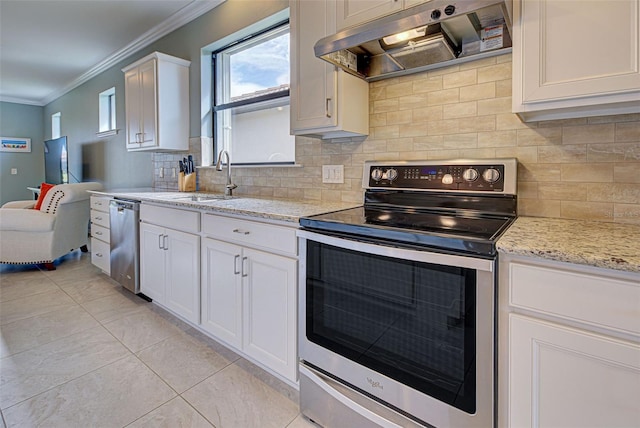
[212,20,293,166]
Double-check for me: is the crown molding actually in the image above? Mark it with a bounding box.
[0,96,45,106]
[39,0,225,106]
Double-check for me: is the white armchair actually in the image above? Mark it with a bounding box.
[0,182,103,270]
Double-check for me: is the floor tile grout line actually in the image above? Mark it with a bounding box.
[0,352,133,414]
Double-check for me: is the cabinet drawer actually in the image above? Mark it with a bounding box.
[203,214,297,256]
[91,237,110,274]
[140,203,200,233]
[90,209,110,228]
[91,224,110,244]
[90,196,111,213]
[509,262,640,336]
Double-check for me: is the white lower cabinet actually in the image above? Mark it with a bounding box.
[509,314,640,428]
[140,204,200,324]
[90,196,111,274]
[201,214,298,384]
[498,254,640,427]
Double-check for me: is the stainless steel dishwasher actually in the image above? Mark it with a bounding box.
[109,199,140,293]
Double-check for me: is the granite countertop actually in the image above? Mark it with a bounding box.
[89,190,360,223]
[497,217,640,274]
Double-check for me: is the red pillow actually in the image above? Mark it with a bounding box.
[34,182,55,210]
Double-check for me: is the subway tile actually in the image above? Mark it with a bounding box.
[562,124,615,144]
[587,143,640,162]
[477,130,517,148]
[459,82,496,102]
[561,163,614,182]
[386,81,414,98]
[458,116,496,133]
[495,79,512,97]
[427,119,460,135]
[372,99,399,113]
[386,110,413,125]
[615,121,640,142]
[413,106,443,122]
[516,127,562,146]
[614,163,640,183]
[538,145,587,163]
[494,146,538,163]
[477,97,512,116]
[516,181,538,199]
[427,88,460,106]
[412,76,443,93]
[443,133,478,149]
[613,204,640,225]
[477,62,511,83]
[561,201,614,222]
[372,125,400,139]
[442,69,477,89]
[538,182,588,201]
[496,113,531,130]
[443,101,477,119]
[398,94,428,110]
[518,163,562,182]
[587,183,640,204]
[518,199,561,218]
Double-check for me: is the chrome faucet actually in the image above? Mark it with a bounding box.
[215,150,237,197]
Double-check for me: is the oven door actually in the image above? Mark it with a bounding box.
[297,230,495,428]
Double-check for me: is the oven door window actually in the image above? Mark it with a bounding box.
[305,240,477,413]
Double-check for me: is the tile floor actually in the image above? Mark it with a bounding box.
[0,251,316,428]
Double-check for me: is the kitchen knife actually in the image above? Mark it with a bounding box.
[179,160,184,173]
[187,155,194,174]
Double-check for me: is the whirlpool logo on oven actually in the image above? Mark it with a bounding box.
[367,377,383,390]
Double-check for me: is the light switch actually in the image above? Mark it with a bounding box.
[322,165,344,184]
[159,167,164,178]
[10,168,18,175]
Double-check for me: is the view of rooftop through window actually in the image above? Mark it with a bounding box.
[229,30,290,102]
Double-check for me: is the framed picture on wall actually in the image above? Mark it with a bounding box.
[1,137,31,153]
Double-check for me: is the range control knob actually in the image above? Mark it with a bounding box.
[444,5,456,15]
[431,9,441,19]
[482,168,501,183]
[442,173,454,185]
[371,168,383,181]
[386,168,398,181]
[462,168,479,182]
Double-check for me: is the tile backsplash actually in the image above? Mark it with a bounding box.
[189,54,639,225]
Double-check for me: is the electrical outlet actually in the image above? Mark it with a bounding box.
[322,165,344,184]
[159,167,164,178]
[10,168,18,175]
[172,168,176,178]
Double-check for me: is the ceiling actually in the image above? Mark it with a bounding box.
[0,0,223,106]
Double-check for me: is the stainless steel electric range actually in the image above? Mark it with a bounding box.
[297,158,517,428]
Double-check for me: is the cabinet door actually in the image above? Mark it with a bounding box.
[513,0,640,119]
[124,68,142,150]
[243,248,297,382]
[165,229,200,324]
[336,0,402,30]
[138,59,158,148]
[509,314,640,427]
[201,238,243,349]
[140,223,166,302]
[290,0,338,132]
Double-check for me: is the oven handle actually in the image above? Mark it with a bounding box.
[297,229,493,272]
[299,364,403,428]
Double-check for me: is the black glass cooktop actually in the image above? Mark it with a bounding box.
[299,206,515,256]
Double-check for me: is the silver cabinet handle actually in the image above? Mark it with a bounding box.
[242,256,248,277]
[95,231,103,236]
[326,98,332,118]
[158,234,164,249]
[234,255,241,275]
[163,234,169,250]
[233,228,250,235]
[95,253,103,257]
[95,216,102,220]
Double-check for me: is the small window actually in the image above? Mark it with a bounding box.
[213,22,294,165]
[98,87,116,133]
[52,112,61,139]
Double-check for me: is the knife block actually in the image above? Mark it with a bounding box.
[179,172,196,192]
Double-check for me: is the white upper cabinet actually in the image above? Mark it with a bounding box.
[335,0,431,30]
[512,0,640,121]
[122,52,190,151]
[335,0,403,30]
[290,0,369,139]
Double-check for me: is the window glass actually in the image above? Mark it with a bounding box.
[214,23,294,165]
[51,112,61,139]
[99,87,116,132]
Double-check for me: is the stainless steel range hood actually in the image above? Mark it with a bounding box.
[315,0,512,81]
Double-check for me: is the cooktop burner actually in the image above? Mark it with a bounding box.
[300,159,518,256]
